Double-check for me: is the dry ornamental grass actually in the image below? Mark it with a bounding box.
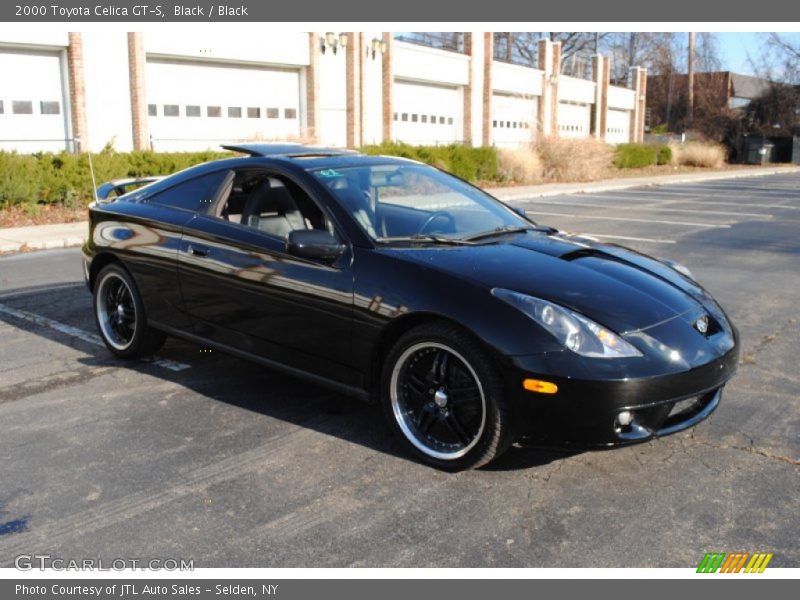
[669,142,726,168]
[535,137,615,182]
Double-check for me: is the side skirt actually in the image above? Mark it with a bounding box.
[151,322,371,402]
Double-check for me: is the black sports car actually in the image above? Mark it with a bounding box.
[82,143,739,470]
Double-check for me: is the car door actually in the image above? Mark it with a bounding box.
[99,170,231,332]
[177,168,359,387]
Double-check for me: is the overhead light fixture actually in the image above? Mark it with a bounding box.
[321,32,348,55]
[365,37,389,60]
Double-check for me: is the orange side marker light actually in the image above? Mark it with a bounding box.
[523,379,558,394]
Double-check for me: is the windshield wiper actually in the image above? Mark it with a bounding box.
[459,225,534,242]
[375,234,481,246]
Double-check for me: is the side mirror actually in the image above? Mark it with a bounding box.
[512,206,527,217]
[286,229,345,261]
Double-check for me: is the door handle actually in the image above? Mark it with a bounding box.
[188,244,209,258]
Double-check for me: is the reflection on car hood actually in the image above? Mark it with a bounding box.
[384,231,719,334]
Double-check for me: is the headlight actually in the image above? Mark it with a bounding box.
[492,289,642,358]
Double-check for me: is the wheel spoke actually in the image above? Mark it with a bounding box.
[429,350,449,385]
[443,413,471,446]
[105,284,116,307]
[415,407,436,434]
[448,386,481,406]
[406,373,429,397]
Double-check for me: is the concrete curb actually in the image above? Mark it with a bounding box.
[1,166,799,255]
[0,222,88,254]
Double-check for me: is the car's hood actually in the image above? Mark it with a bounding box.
[383,231,717,334]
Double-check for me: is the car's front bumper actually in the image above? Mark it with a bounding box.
[505,343,739,447]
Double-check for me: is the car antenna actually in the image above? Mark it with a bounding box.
[81,137,99,203]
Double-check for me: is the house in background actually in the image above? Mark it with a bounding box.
[646,71,800,163]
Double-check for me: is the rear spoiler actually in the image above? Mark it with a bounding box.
[96,177,164,203]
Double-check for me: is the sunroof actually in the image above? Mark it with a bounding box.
[221,143,358,157]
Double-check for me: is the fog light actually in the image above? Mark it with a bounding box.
[523,379,558,394]
[617,410,633,427]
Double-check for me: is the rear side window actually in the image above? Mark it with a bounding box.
[146,171,228,213]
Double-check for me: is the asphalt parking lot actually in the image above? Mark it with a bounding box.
[0,172,798,568]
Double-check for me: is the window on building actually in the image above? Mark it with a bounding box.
[186,105,201,117]
[0,100,4,114]
[147,170,229,213]
[163,104,179,117]
[284,108,297,119]
[430,115,436,123]
[207,106,222,117]
[447,117,453,125]
[393,112,398,121]
[40,101,60,115]
[439,116,445,124]
[247,107,261,118]
[228,106,242,118]
[148,104,157,117]
[12,101,33,115]
[421,115,427,123]
[401,113,408,121]
[411,114,418,122]
[267,108,279,118]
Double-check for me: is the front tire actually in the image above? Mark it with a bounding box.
[93,263,166,359]
[381,322,514,470]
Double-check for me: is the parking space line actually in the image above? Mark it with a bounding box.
[578,233,677,244]
[522,210,732,229]
[669,200,800,210]
[581,192,800,210]
[523,198,772,218]
[0,302,191,372]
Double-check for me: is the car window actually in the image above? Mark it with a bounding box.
[213,170,332,240]
[312,164,526,240]
[146,171,228,212]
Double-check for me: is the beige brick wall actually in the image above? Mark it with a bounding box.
[305,32,320,143]
[481,33,493,147]
[67,32,88,152]
[381,33,393,142]
[345,32,362,148]
[127,32,148,151]
[462,33,473,145]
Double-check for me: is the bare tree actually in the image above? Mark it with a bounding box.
[765,33,800,83]
[493,32,610,76]
[603,33,682,84]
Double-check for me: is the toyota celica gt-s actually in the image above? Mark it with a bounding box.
[82,144,739,470]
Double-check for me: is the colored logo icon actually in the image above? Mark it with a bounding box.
[697,552,773,573]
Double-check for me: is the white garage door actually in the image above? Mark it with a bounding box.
[491,92,536,148]
[0,49,69,153]
[606,109,631,144]
[557,101,591,139]
[146,59,302,151]
[393,80,461,145]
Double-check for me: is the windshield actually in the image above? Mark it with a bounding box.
[311,163,529,242]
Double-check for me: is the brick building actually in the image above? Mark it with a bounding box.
[0,32,647,153]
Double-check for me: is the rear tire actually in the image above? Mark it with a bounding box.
[381,322,514,470]
[93,263,166,359]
